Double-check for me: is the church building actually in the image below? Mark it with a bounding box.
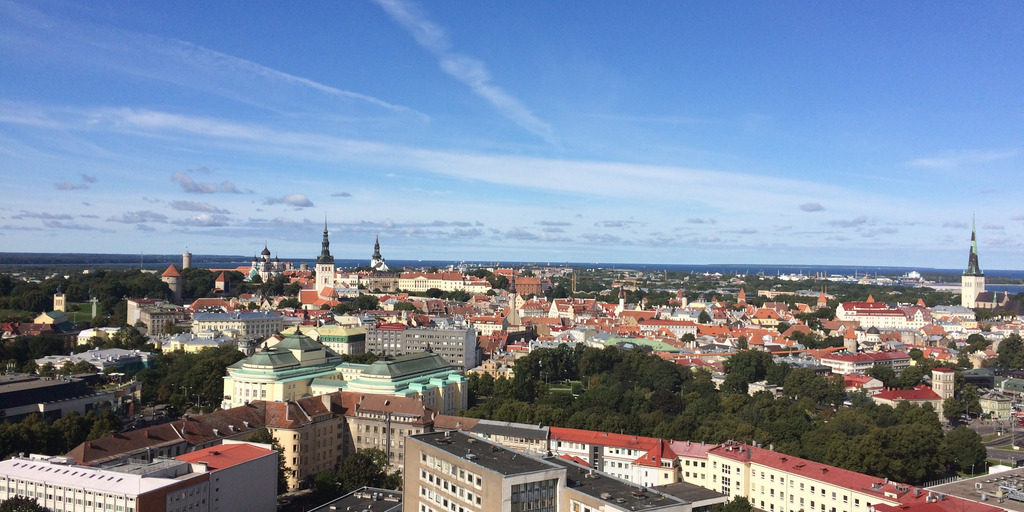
[961,219,985,309]
[370,235,389,272]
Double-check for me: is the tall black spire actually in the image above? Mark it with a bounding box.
[964,216,982,277]
[317,219,334,264]
[372,234,382,259]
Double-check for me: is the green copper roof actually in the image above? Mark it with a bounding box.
[275,329,322,351]
[362,352,451,379]
[240,349,299,369]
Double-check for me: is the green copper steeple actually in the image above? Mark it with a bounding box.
[964,216,983,277]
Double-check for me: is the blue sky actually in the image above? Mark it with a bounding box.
[1,1,1022,268]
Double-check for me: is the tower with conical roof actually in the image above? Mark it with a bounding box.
[162,264,183,304]
[961,217,985,308]
[316,220,336,295]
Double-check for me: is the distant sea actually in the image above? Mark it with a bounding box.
[3,252,1024,293]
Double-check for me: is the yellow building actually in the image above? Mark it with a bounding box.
[221,327,345,408]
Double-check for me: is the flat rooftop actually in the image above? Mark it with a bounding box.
[653,481,728,505]
[930,469,1024,512]
[308,487,401,512]
[414,431,559,476]
[549,457,688,511]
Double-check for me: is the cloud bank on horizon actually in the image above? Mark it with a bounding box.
[0,0,1022,268]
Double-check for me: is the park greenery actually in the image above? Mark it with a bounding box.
[464,344,986,486]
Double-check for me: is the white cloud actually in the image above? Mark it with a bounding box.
[265,194,314,208]
[373,0,555,144]
[907,150,1018,169]
[800,202,824,212]
[107,211,168,224]
[171,172,241,194]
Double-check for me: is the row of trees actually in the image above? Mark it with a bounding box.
[463,344,986,485]
[0,408,121,461]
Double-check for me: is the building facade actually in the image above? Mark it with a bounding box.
[365,324,479,370]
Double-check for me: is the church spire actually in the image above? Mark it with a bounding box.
[317,219,334,264]
[965,215,982,276]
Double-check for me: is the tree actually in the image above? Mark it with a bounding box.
[867,365,897,389]
[248,428,291,493]
[0,496,49,512]
[998,334,1024,369]
[942,426,986,473]
[351,294,380,311]
[711,496,751,512]
[336,449,398,492]
[698,310,712,324]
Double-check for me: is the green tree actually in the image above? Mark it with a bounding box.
[248,428,291,493]
[867,365,897,389]
[351,294,380,311]
[0,496,49,512]
[336,449,399,492]
[997,333,1024,369]
[698,310,712,324]
[711,496,751,512]
[942,426,987,473]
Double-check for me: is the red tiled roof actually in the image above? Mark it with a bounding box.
[175,442,275,470]
[873,385,941,401]
[550,427,658,452]
[162,265,181,277]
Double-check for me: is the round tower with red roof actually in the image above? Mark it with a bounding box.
[162,264,182,304]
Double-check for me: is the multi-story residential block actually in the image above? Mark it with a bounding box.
[192,311,284,341]
[638,319,699,339]
[263,396,346,489]
[141,305,190,336]
[403,430,699,512]
[342,393,435,467]
[315,325,366,355]
[819,351,910,375]
[365,324,479,370]
[174,441,278,512]
[0,455,208,512]
[835,302,910,330]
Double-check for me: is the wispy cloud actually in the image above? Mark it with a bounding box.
[170,200,231,214]
[171,172,241,194]
[107,211,168,224]
[12,211,73,220]
[943,221,969,229]
[800,202,824,212]
[80,173,97,183]
[828,216,868,228]
[686,218,716,225]
[332,192,353,197]
[907,149,1018,169]
[55,181,87,190]
[595,220,639,228]
[373,0,555,144]
[183,214,230,227]
[264,194,314,208]
[3,3,425,121]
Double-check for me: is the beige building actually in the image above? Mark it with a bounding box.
[193,311,283,341]
[404,430,696,512]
